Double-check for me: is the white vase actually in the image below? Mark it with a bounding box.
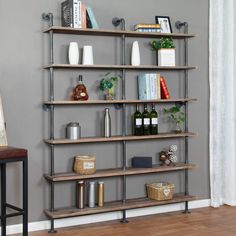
[68,42,79,65]
[131,41,140,66]
[82,45,94,65]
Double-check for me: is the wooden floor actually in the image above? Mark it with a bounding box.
[14,206,236,236]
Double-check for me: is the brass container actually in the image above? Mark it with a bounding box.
[98,181,104,207]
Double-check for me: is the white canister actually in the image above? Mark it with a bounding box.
[68,42,79,65]
[82,45,94,65]
[131,41,141,66]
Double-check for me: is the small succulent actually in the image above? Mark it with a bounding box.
[150,37,175,51]
[98,73,120,92]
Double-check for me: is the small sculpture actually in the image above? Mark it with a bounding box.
[159,145,178,166]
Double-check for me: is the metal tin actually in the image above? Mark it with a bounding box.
[88,181,96,208]
[66,122,81,140]
[77,181,85,209]
[98,181,104,207]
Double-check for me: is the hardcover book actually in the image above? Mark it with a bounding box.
[61,0,82,28]
[160,76,170,99]
[138,74,150,100]
[86,6,99,29]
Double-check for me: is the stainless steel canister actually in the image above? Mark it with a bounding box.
[66,122,81,139]
[88,181,96,208]
[104,108,111,137]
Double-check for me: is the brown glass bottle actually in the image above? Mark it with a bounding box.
[72,75,89,101]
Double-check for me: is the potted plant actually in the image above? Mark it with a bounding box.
[98,73,120,100]
[163,104,185,133]
[150,37,175,66]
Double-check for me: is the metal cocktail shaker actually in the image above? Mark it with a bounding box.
[88,181,96,208]
[76,181,85,209]
[104,108,111,137]
[66,122,81,140]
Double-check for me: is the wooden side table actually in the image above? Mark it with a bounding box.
[0,147,28,236]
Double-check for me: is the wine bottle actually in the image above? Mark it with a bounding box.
[150,103,158,135]
[133,104,143,135]
[142,104,150,135]
[72,75,89,101]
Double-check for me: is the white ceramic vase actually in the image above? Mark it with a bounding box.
[68,42,79,65]
[131,41,140,66]
[82,45,94,65]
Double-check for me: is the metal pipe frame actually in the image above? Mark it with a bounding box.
[183,24,190,214]
[121,32,128,223]
[43,12,57,233]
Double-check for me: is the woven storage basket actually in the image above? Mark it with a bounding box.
[146,182,174,201]
[73,155,96,175]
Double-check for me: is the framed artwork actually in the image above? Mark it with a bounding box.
[0,96,7,146]
[155,16,172,33]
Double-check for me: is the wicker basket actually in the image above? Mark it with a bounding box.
[73,155,96,175]
[146,182,174,201]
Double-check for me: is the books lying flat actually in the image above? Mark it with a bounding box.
[134,23,161,33]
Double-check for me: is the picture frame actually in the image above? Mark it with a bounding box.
[155,16,172,33]
[0,96,8,147]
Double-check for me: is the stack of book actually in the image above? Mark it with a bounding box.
[138,74,170,100]
[61,0,99,29]
[134,24,161,33]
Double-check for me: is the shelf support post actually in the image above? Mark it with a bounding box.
[183,22,191,214]
[43,12,57,232]
[176,20,190,214]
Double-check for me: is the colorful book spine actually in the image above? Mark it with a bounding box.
[138,74,150,100]
[134,24,161,30]
[149,73,157,99]
[157,74,161,99]
[86,6,99,29]
[86,10,93,28]
[160,76,170,99]
[61,0,81,28]
[136,28,161,33]
[81,3,87,28]
[76,1,82,28]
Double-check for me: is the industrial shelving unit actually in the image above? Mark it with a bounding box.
[42,13,197,233]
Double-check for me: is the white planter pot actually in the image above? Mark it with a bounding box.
[131,41,140,66]
[68,42,79,65]
[157,48,175,66]
[82,45,94,65]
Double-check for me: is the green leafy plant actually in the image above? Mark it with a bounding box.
[98,73,120,99]
[163,104,185,132]
[150,37,175,51]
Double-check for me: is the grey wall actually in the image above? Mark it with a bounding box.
[0,0,209,224]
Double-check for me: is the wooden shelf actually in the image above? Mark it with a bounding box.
[43,64,197,70]
[44,132,196,145]
[44,194,196,219]
[43,98,197,106]
[43,26,196,38]
[44,163,196,182]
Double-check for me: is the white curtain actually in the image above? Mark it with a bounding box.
[209,0,236,207]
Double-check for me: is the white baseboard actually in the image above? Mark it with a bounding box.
[5,199,210,235]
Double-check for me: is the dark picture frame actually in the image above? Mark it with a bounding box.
[155,16,172,33]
